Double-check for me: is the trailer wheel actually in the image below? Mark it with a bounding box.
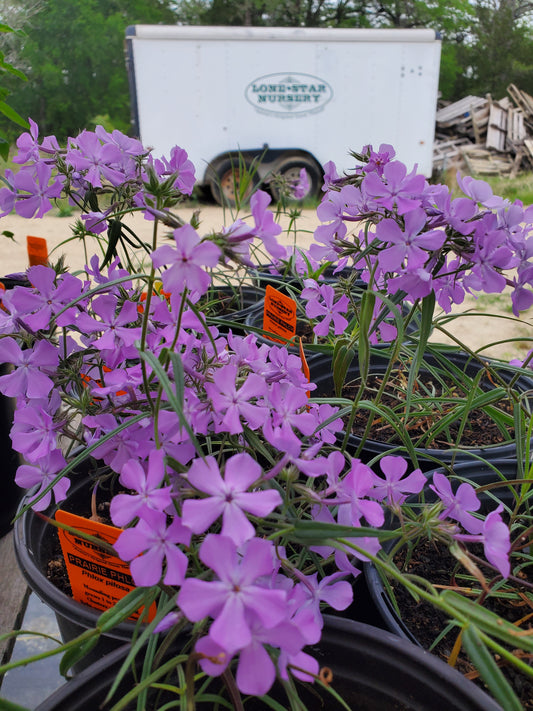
[210,160,259,207]
[269,156,323,203]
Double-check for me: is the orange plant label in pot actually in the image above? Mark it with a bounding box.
[56,509,156,621]
[263,284,296,343]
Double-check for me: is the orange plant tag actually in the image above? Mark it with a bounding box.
[55,509,155,621]
[27,236,49,267]
[263,285,297,343]
[299,336,311,399]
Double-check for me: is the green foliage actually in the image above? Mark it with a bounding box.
[0,23,29,159]
[3,0,178,141]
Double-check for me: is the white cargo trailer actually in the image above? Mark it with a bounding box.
[125,25,441,203]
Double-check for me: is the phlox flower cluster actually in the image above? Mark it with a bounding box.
[0,122,518,702]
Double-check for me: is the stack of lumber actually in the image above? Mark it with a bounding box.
[433,84,533,176]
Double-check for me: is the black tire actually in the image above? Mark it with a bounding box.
[269,155,323,203]
[209,159,259,207]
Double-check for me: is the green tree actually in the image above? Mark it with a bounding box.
[3,0,177,141]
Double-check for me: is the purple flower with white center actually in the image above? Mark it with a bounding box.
[250,190,285,259]
[114,508,191,587]
[204,364,268,434]
[178,534,288,655]
[15,449,69,510]
[151,224,221,297]
[370,455,426,506]
[376,208,446,273]
[303,282,349,337]
[110,450,173,527]
[66,130,125,187]
[181,453,281,545]
[12,162,63,218]
[0,338,58,398]
[430,472,482,534]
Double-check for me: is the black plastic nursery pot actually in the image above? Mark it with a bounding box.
[312,347,533,471]
[34,615,501,711]
[13,474,140,671]
[363,459,521,645]
[202,284,264,334]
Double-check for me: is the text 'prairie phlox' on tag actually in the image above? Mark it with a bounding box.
[56,509,156,621]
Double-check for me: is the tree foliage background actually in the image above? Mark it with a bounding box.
[1,0,533,141]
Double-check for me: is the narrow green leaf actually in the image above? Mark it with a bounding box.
[97,587,155,633]
[462,625,523,711]
[59,634,100,676]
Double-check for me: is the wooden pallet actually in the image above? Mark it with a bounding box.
[461,146,515,175]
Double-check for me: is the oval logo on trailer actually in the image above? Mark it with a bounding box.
[245,73,333,116]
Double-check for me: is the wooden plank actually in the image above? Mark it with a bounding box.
[0,531,29,665]
[486,104,508,151]
[436,96,486,127]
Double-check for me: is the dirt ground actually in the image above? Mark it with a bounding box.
[1,204,532,363]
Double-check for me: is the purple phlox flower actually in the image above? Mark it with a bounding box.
[94,125,145,176]
[511,263,533,315]
[262,343,316,390]
[178,534,287,655]
[295,572,353,630]
[66,130,125,187]
[12,118,60,165]
[0,337,58,398]
[321,160,340,191]
[456,173,507,209]
[152,410,196,467]
[0,168,18,217]
[430,189,477,236]
[463,229,516,294]
[204,364,268,434]
[265,442,326,481]
[151,224,221,297]
[363,160,426,215]
[220,220,255,266]
[361,143,396,176]
[370,455,426,506]
[432,258,467,313]
[316,183,361,233]
[388,265,433,302]
[11,266,86,330]
[278,648,320,685]
[454,504,511,578]
[310,403,344,445]
[152,145,196,195]
[84,255,132,294]
[83,413,153,471]
[15,449,69,511]
[90,363,143,401]
[303,282,349,337]
[10,403,63,462]
[75,294,141,351]
[110,450,173,527]
[225,332,270,374]
[250,190,286,260]
[262,382,318,456]
[182,453,281,546]
[12,162,63,218]
[335,459,385,528]
[309,504,380,571]
[81,210,109,235]
[430,472,482,534]
[291,168,310,199]
[376,209,446,273]
[0,288,22,334]
[114,508,191,587]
